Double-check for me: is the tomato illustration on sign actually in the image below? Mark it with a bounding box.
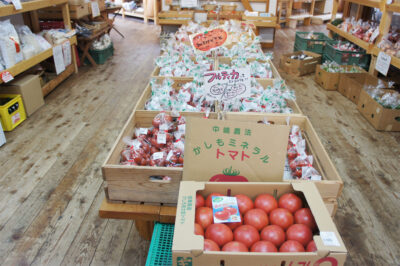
[192,28,228,52]
[209,166,248,182]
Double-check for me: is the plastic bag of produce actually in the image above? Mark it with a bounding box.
[0,20,24,68]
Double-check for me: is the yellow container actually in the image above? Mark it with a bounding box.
[0,94,26,131]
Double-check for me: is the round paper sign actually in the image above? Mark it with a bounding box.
[192,28,228,52]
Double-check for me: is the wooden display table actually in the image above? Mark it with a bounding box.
[78,25,112,66]
[99,198,176,240]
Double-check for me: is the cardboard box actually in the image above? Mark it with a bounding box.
[102,112,343,214]
[357,89,400,131]
[0,122,6,147]
[338,73,387,104]
[1,74,44,117]
[315,65,366,91]
[280,51,322,76]
[172,181,347,265]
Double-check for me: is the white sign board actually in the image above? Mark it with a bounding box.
[202,67,252,102]
[53,45,66,75]
[62,40,72,67]
[180,0,198,8]
[91,1,100,17]
[375,51,391,76]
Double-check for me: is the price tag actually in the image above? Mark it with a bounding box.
[11,0,22,10]
[139,128,148,135]
[320,231,341,247]
[375,52,391,76]
[62,40,71,67]
[91,1,100,17]
[370,28,380,43]
[211,196,241,223]
[12,112,21,124]
[1,71,14,83]
[152,152,164,160]
[159,124,168,131]
[53,45,66,75]
[157,132,167,144]
[178,124,186,132]
[166,150,174,161]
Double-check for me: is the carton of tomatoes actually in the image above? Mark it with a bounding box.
[173,181,347,265]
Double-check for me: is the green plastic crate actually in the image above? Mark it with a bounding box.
[324,40,370,69]
[146,223,174,266]
[87,43,114,65]
[294,32,331,54]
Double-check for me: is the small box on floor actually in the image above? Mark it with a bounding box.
[0,122,6,147]
[338,73,387,104]
[0,94,26,131]
[315,65,366,91]
[279,51,321,76]
[1,74,45,117]
[357,89,400,131]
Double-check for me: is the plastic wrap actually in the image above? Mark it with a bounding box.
[0,20,24,69]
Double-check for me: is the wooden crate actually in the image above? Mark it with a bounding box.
[102,112,343,212]
[158,11,193,25]
[38,3,89,19]
[242,15,278,27]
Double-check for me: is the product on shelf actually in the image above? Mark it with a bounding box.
[218,57,274,78]
[120,112,185,166]
[195,191,318,253]
[377,31,400,58]
[289,53,313,60]
[363,81,400,109]
[331,41,362,54]
[144,78,295,114]
[320,61,363,73]
[337,18,379,43]
[0,20,24,69]
[91,34,112,50]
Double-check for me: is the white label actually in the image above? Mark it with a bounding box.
[132,139,141,150]
[53,45,66,75]
[139,128,148,135]
[159,123,168,131]
[91,1,100,17]
[12,112,21,125]
[375,52,391,76]
[152,152,164,160]
[157,132,167,144]
[62,40,71,67]
[320,231,341,247]
[203,67,252,103]
[11,0,22,10]
[178,124,186,132]
[166,150,174,161]
[1,71,14,83]
[370,28,380,43]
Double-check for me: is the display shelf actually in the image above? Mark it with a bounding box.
[386,2,400,12]
[371,46,400,70]
[0,35,77,84]
[0,0,67,17]
[327,23,372,51]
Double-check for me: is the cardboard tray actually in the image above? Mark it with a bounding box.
[280,51,322,77]
[172,181,347,265]
[102,112,343,210]
[135,77,302,115]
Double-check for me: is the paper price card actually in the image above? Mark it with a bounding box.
[189,27,229,52]
[53,45,66,75]
[212,196,241,223]
[1,71,14,83]
[91,1,100,17]
[183,118,290,182]
[202,67,252,103]
[62,41,71,67]
[375,51,391,76]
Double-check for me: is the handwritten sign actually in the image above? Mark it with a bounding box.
[190,27,228,52]
[202,67,252,102]
[53,45,66,75]
[183,118,290,182]
[375,51,391,76]
[91,1,100,17]
[1,71,14,83]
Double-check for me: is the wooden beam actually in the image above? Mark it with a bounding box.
[241,0,253,11]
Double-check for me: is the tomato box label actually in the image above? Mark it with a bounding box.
[212,196,241,223]
[183,118,290,182]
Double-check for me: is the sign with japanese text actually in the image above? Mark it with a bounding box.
[375,51,391,76]
[183,118,290,182]
[189,27,229,52]
[203,67,252,102]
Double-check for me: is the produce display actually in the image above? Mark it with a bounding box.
[320,61,363,73]
[120,112,185,166]
[330,41,363,55]
[144,78,295,113]
[298,32,325,45]
[218,57,274,78]
[289,53,313,60]
[195,192,318,253]
[337,18,379,43]
[364,82,400,109]
[378,32,400,58]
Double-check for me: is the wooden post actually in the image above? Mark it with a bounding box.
[285,0,293,27]
[369,55,378,77]
[61,3,72,30]
[29,10,40,33]
[342,1,350,18]
[135,220,154,240]
[355,4,364,20]
[144,0,148,23]
[331,0,338,21]
[154,0,159,25]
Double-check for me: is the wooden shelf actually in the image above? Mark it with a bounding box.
[386,2,400,12]
[0,35,77,84]
[371,46,400,70]
[327,23,372,51]
[0,0,67,17]
[345,0,383,8]
[289,13,312,19]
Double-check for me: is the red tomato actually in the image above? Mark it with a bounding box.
[215,210,230,220]
[194,223,204,236]
[306,240,317,252]
[254,194,278,214]
[196,194,205,209]
[235,194,254,214]
[286,224,313,247]
[278,193,303,213]
[204,239,220,251]
[195,207,213,229]
[225,214,243,230]
[205,224,233,247]
[233,225,260,248]
[205,193,224,208]
[223,207,237,215]
[269,208,294,230]
[250,241,278,252]
[279,240,305,252]
[294,208,317,231]
[260,225,286,247]
[244,208,269,231]
[222,241,248,252]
